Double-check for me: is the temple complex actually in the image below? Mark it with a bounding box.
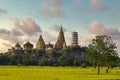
[55,26,66,49]
[8,26,70,53]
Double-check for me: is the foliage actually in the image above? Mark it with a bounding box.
[0,46,88,66]
[81,63,87,68]
[86,35,118,74]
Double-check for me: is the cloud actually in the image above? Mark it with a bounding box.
[51,24,66,32]
[14,17,42,36]
[89,0,106,11]
[89,21,120,55]
[0,8,8,16]
[89,22,120,39]
[79,34,95,46]
[0,34,18,44]
[74,0,83,8]
[0,17,43,52]
[0,29,10,35]
[2,42,11,48]
[42,31,57,44]
[0,28,24,48]
[74,0,106,12]
[0,28,24,37]
[42,0,67,18]
[11,28,24,37]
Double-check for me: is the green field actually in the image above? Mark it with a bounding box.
[0,66,120,80]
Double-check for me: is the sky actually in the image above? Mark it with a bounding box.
[0,0,120,55]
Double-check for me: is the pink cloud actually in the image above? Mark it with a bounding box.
[90,21,106,34]
[42,0,67,18]
[42,31,57,44]
[89,21,120,55]
[0,8,8,16]
[89,21,120,37]
[14,17,42,36]
[90,0,106,11]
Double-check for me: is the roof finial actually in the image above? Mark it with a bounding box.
[60,25,63,32]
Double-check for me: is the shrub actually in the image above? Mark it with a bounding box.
[81,63,87,68]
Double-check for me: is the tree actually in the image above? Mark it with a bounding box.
[86,35,118,75]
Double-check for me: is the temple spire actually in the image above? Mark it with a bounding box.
[36,35,45,50]
[55,25,66,49]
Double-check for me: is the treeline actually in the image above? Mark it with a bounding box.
[0,46,89,66]
[0,46,120,67]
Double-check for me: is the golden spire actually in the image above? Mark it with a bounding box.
[36,35,45,50]
[55,26,66,49]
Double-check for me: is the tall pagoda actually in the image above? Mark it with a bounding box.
[55,26,66,49]
[36,35,45,50]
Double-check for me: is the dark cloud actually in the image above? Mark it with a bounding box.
[0,34,18,44]
[14,17,42,36]
[51,24,66,32]
[0,28,24,37]
[0,28,24,45]
[0,8,8,15]
[11,28,24,37]
[0,29,10,34]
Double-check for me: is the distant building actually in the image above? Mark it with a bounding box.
[45,42,53,50]
[71,32,78,46]
[36,35,45,50]
[23,41,33,50]
[55,26,66,49]
[14,42,23,50]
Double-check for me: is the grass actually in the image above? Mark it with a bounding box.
[0,66,120,80]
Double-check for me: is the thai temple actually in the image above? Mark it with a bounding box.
[55,26,66,49]
[35,26,66,50]
[14,42,23,50]
[36,35,46,50]
[23,41,33,50]
[45,42,54,50]
[8,26,77,53]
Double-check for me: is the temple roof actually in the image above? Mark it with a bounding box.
[23,41,33,48]
[46,42,53,49]
[15,42,21,47]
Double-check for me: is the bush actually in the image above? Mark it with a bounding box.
[53,63,59,67]
[38,58,48,66]
[81,63,87,68]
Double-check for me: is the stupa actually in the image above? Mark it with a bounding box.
[55,26,66,49]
